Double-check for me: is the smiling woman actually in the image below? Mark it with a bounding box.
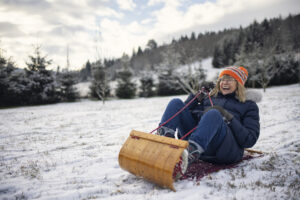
[219,75,238,95]
[211,66,248,102]
[157,65,260,167]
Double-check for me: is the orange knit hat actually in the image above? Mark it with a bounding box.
[219,66,248,85]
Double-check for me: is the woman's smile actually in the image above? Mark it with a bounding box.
[220,76,237,95]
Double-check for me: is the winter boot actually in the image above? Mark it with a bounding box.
[173,149,188,180]
[187,140,204,164]
[157,126,175,138]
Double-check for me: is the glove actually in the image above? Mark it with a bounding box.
[204,105,233,122]
[201,82,215,92]
[184,93,205,104]
[185,92,205,104]
[196,92,206,103]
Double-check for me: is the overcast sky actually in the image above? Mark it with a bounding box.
[0,0,299,70]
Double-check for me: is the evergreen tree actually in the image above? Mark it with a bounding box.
[0,49,34,106]
[80,60,92,81]
[139,74,155,97]
[25,45,59,104]
[58,70,79,102]
[116,55,136,99]
[212,46,224,68]
[116,69,136,99]
[26,46,52,72]
[0,54,24,106]
[268,53,299,85]
[137,47,143,56]
[0,51,9,104]
[190,32,196,40]
[212,31,243,68]
[244,20,264,52]
[146,39,157,50]
[157,45,185,96]
[234,42,262,88]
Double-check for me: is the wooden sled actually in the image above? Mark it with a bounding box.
[118,130,188,191]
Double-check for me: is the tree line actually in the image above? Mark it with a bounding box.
[0,46,78,107]
[86,13,299,99]
[212,14,300,90]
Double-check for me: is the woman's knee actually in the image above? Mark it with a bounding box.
[167,98,184,109]
[203,109,223,121]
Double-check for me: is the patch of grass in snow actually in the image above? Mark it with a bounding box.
[81,194,100,200]
[201,150,299,199]
[258,153,277,171]
[20,160,41,179]
[227,182,237,189]
[43,160,57,172]
[251,152,299,199]
[14,192,27,200]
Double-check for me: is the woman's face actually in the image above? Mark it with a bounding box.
[219,75,238,95]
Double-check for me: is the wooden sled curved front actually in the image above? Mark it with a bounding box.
[118,130,189,191]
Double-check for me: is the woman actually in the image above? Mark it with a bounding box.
[158,66,260,165]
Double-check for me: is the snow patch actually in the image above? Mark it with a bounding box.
[0,84,299,199]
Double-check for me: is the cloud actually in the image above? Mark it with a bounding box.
[0,0,51,13]
[148,0,168,7]
[117,0,136,11]
[0,0,299,70]
[150,0,184,34]
[0,0,123,69]
[146,0,300,44]
[0,22,24,37]
[98,18,151,58]
[141,18,154,25]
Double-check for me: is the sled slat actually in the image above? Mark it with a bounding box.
[118,130,188,191]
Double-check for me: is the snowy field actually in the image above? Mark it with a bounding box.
[0,84,300,200]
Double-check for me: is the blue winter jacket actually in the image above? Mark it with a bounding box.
[185,92,260,164]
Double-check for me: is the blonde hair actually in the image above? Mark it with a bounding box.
[210,75,246,103]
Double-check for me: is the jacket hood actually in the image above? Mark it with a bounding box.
[246,89,262,103]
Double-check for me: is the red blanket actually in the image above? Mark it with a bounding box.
[180,154,257,181]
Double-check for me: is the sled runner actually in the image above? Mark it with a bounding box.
[118,130,188,191]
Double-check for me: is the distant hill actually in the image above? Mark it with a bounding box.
[81,14,300,84]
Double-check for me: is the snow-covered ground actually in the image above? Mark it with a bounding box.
[0,84,299,200]
[175,57,220,82]
[74,82,91,98]
[201,57,220,81]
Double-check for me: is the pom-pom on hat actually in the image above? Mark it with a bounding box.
[219,66,248,85]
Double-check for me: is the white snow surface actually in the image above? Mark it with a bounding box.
[1,84,300,200]
[201,57,220,81]
[175,57,221,81]
[74,82,91,98]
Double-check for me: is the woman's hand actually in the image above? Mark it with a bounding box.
[204,105,233,121]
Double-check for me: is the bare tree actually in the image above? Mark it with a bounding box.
[235,42,281,92]
[158,44,206,95]
[90,26,110,104]
[90,60,110,104]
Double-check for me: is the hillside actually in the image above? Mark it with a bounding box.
[0,84,299,199]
